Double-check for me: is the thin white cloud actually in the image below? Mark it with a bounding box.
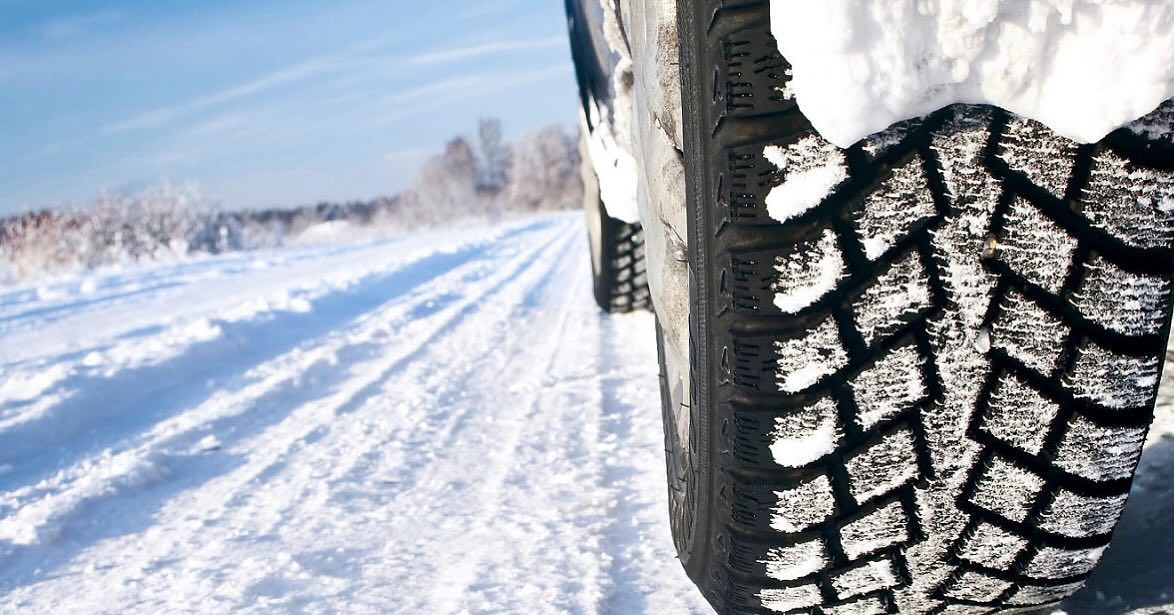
[99,35,568,137]
[97,32,405,136]
[458,0,523,21]
[194,61,573,152]
[38,10,126,40]
[100,56,350,135]
[406,36,565,64]
[362,61,574,127]
[184,113,247,137]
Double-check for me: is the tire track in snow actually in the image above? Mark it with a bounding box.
[202,221,580,535]
[0,219,558,488]
[170,219,587,610]
[0,219,572,580]
[0,214,719,614]
[201,225,592,612]
[0,241,380,326]
[590,313,712,614]
[0,238,430,333]
[0,217,581,608]
[415,224,594,613]
[0,221,544,418]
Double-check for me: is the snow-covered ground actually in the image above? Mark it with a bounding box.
[0,212,1169,614]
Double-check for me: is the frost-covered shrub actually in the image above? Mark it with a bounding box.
[505,125,581,212]
[82,182,203,267]
[0,182,205,281]
[399,122,582,225]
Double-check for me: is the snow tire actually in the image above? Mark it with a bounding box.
[583,138,653,314]
[671,1,1174,613]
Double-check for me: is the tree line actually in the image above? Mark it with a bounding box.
[0,120,582,283]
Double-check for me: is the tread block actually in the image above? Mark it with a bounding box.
[1125,99,1174,146]
[770,228,846,314]
[769,397,842,467]
[1038,488,1129,538]
[758,583,823,613]
[852,252,934,346]
[760,538,831,581]
[774,317,850,393]
[931,110,999,212]
[853,154,937,259]
[861,118,924,161]
[845,428,919,505]
[969,455,1045,523]
[1073,254,1171,337]
[1080,149,1174,250]
[838,498,910,560]
[1025,544,1108,579]
[943,570,1013,602]
[770,473,836,533]
[822,595,889,615]
[957,522,1028,569]
[979,374,1060,455]
[997,197,1078,294]
[998,116,1079,199]
[936,606,995,615]
[1006,581,1086,606]
[1052,414,1147,482]
[990,290,1069,375]
[1064,341,1162,409]
[849,344,928,429]
[830,554,902,600]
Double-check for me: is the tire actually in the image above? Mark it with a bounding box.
[582,134,653,314]
[667,1,1174,613]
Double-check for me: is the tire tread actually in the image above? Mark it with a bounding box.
[675,0,1174,612]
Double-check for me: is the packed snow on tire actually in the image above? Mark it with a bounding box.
[769,0,1174,147]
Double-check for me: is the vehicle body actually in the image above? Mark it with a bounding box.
[568,0,1174,613]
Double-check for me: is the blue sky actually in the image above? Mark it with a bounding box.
[0,0,578,215]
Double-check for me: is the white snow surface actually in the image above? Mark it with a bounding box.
[769,0,1174,147]
[0,214,712,614]
[0,212,1172,614]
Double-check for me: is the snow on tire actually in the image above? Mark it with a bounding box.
[672,2,1174,613]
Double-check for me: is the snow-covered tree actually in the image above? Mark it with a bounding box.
[477,118,512,193]
[506,126,581,211]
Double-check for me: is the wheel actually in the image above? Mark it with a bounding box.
[566,0,652,314]
[581,132,653,314]
[664,1,1174,613]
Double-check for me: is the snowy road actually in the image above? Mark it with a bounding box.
[0,213,1170,614]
